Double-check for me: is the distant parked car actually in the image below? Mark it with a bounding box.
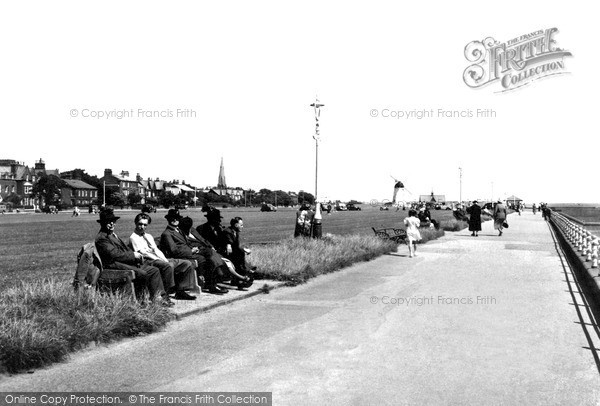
[336,203,347,211]
[347,203,362,211]
[43,205,58,214]
[380,201,394,211]
[261,203,277,212]
[141,204,157,213]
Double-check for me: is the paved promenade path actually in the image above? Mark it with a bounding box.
[1,212,600,404]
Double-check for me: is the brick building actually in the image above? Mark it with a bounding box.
[60,179,98,207]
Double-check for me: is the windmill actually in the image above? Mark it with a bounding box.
[391,175,412,205]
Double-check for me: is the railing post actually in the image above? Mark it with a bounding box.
[592,238,598,268]
[585,232,592,260]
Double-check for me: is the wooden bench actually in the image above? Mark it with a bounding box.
[372,227,407,244]
[73,242,136,296]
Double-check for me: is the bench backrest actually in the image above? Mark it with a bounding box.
[73,243,103,288]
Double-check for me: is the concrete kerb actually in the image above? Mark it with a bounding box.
[170,281,285,320]
[549,216,600,307]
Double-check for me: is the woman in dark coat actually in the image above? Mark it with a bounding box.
[466,200,482,236]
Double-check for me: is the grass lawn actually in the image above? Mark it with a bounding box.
[0,205,455,373]
[0,205,457,291]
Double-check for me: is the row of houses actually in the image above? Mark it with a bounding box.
[99,168,247,205]
[1,157,300,209]
[0,159,57,207]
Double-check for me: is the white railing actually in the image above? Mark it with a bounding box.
[550,211,598,269]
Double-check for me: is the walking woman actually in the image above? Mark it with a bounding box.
[403,209,421,258]
[493,200,507,236]
[466,200,482,237]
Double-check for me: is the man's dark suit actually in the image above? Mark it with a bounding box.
[222,226,248,273]
[160,225,224,286]
[95,230,167,299]
[196,222,224,253]
[186,227,227,270]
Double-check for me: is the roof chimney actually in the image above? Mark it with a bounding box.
[35,158,46,171]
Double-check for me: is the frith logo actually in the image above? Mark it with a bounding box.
[463,28,572,92]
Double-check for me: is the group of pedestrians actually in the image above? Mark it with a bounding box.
[94,207,254,307]
[466,200,507,237]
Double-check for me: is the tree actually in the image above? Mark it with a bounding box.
[127,192,142,206]
[274,190,291,207]
[157,191,177,208]
[254,188,274,205]
[145,196,158,206]
[5,193,22,207]
[109,192,127,208]
[298,191,315,205]
[30,175,63,207]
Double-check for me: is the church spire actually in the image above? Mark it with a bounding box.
[217,157,227,188]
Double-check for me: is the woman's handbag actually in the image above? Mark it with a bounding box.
[502,221,509,228]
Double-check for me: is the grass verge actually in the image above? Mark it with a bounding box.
[0,280,173,374]
[250,234,398,285]
[418,227,445,243]
[440,214,493,232]
[441,219,469,232]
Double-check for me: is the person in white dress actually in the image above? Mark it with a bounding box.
[403,209,421,258]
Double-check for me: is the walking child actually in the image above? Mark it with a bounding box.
[403,209,421,258]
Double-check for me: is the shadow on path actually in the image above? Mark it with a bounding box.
[547,220,600,375]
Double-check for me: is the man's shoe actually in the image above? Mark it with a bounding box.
[174,291,197,300]
[160,298,175,307]
[206,285,227,294]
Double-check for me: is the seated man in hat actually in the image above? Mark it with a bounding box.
[159,209,228,294]
[129,212,197,301]
[94,209,173,306]
[196,207,225,252]
[180,216,251,290]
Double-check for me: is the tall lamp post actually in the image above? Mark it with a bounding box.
[458,167,463,205]
[310,97,324,238]
[310,97,324,201]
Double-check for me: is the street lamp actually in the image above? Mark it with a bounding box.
[310,97,324,201]
[310,97,324,238]
[458,167,462,205]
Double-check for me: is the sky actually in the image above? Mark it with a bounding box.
[1,1,597,204]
